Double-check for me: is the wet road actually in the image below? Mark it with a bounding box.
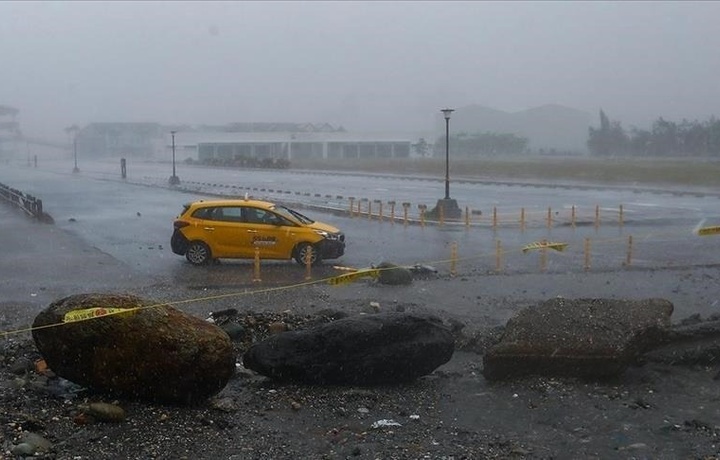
[1,158,719,290]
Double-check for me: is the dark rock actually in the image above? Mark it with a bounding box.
[220,322,246,341]
[32,293,236,404]
[376,262,413,285]
[315,308,348,321]
[643,319,720,365]
[81,402,126,422]
[243,313,454,384]
[267,321,288,334]
[679,313,703,326]
[9,357,34,375]
[483,298,673,381]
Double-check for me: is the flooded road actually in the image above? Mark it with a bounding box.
[1,157,719,321]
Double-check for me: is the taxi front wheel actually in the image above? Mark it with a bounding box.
[294,243,322,266]
[186,241,211,266]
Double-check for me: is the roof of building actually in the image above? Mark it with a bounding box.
[0,105,19,117]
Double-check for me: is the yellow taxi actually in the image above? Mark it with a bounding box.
[170,198,345,266]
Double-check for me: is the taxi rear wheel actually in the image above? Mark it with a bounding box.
[186,241,211,266]
[294,243,322,266]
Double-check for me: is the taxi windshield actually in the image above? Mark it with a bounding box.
[271,205,315,225]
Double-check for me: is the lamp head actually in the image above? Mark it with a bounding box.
[441,108,454,120]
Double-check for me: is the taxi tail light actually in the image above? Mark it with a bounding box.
[173,221,190,229]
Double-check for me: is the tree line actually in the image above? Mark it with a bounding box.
[588,110,720,157]
[430,132,529,157]
[421,110,720,158]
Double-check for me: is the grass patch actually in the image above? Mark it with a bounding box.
[292,157,720,188]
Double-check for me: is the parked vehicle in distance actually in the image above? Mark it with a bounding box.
[170,198,345,266]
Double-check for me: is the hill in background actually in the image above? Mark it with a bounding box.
[442,104,593,155]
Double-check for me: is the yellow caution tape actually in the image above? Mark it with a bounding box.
[522,241,569,253]
[328,268,380,285]
[63,307,137,323]
[697,225,720,236]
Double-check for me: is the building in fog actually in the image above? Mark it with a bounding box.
[169,131,412,163]
[76,123,165,158]
[72,121,412,161]
[0,105,20,158]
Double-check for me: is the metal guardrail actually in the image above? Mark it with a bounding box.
[0,182,50,222]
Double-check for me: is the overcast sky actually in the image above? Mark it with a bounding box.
[2,1,719,140]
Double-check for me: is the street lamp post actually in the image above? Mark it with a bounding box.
[442,108,454,199]
[72,134,79,173]
[430,108,461,219]
[168,130,180,185]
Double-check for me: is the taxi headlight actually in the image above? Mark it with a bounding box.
[315,230,340,240]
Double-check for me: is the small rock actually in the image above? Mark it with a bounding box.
[22,432,52,451]
[268,321,288,334]
[679,313,703,326]
[11,443,36,456]
[376,262,413,285]
[619,443,648,451]
[9,357,34,375]
[82,402,126,423]
[211,397,237,412]
[221,323,246,340]
[371,419,402,429]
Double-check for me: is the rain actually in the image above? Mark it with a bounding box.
[1,2,720,459]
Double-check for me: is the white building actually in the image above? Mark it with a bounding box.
[166,130,412,162]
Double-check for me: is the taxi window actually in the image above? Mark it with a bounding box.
[219,207,243,222]
[243,207,291,225]
[192,207,214,220]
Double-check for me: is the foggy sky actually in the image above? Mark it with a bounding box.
[2,1,719,140]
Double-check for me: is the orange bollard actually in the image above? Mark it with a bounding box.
[547,207,552,229]
[594,205,600,230]
[305,246,313,280]
[450,241,458,276]
[418,204,427,227]
[625,234,633,266]
[349,197,355,217]
[389,201,396,224]
[253,246,262,282]
[584,237,591,271]
[492,207,498,231]
[495,240,503,272]
[520,207,525,232]
[402,202,410,226]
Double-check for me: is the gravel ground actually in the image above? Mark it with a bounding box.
[1,211,720,459]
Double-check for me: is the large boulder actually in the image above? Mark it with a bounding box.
[483,298,673,381]
[32,293,236,404]
[243,312,454,384]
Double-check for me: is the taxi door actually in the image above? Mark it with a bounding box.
[242,206,300,259]
[204,206,257,258]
